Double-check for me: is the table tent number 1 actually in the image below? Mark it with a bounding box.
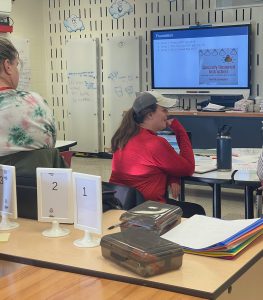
[37,168,73,237]
[0,165,19,230]
[72,172,102,247]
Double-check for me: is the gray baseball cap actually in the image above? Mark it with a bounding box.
[133,91,177,114]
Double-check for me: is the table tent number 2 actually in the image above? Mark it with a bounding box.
[72,172,102,247]
[0,165,19,230]
[37,168,73,237]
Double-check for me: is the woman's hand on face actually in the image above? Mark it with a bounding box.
[166,118,174,127]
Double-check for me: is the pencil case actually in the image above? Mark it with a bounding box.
[100,227,183,277]
[119,200,182,235]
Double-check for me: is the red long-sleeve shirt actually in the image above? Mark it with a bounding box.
[110,119,195,202]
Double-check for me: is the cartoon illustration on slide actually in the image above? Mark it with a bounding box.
[219,49,226,56]
[109,0,133,19]
[212,49,218,56]
[199,48,238,85]
[64,15,85,32]
[225,49,237,62]
[225,55,232,62]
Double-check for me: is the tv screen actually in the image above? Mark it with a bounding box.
[151,23,250,95]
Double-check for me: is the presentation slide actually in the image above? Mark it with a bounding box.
[199,48,238,86]
[151,25,249,89]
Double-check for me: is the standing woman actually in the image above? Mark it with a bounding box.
[110,91,205,217]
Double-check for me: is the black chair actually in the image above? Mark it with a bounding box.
[102,181,205,217]
[164,184,206,218]
[102,181,145,211]
[16,181,145,219]
[16,184,38,219]
[3,148,69,220]
[167,198,206,218]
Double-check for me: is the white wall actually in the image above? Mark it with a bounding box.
[10,0,47,99]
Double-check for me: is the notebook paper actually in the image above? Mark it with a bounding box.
[161,215,261,250]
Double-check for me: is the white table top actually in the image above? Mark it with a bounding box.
[55,140,77,149]
[193,148,262,182]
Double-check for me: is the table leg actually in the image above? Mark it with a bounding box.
[211,183,221,218]
[244,186,254,219]
[180,179,185,202]
[256,189,262,218]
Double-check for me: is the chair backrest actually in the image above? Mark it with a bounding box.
[102,181,145,210]
[11,148,69,219]
[16,180,145,219]
[0,148,68,187]
[16,184,38,219]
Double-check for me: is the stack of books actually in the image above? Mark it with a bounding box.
[162,215,263,259]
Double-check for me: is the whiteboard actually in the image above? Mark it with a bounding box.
[11,36,31,91]
[66,38,100,153]
[103,36,141,151]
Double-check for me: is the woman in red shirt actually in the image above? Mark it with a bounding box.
[110,91,205,217]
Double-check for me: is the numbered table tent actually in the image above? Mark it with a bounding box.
[0,165,19,230]
[37,168,73,237]
[72,172,102,248]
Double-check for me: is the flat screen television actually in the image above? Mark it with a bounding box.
[151,23,251,96]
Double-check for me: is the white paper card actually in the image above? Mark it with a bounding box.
[37,168,73,223]
[0,165,17,219]
[73,172,102,234]
[162,215,259,249]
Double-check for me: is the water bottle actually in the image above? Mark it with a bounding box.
[217,125,232,171]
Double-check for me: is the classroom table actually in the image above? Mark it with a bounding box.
[181,173,232,218]
[233,170,262,218]
[0,263,204,300]
[181,148,261,219]
[55,140,77,151]
[0,210,262,299]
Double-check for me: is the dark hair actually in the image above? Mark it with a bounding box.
[0,37,19,72]
[111,103,157,152]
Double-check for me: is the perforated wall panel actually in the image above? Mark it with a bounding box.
[43,0,263,152]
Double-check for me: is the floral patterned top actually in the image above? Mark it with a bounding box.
[0,89,56,156]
